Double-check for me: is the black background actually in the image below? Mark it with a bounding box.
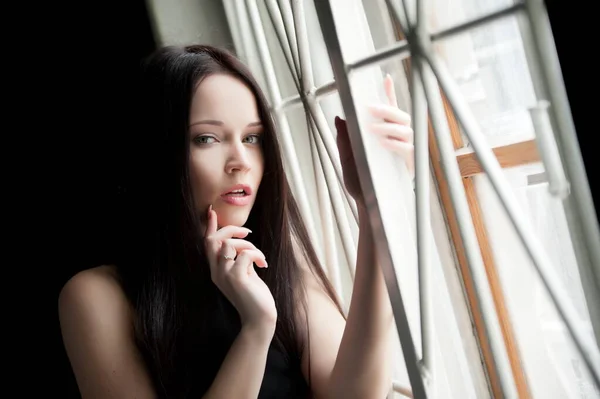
[33,0,596,396]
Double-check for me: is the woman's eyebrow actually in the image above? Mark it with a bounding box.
[189,119,223,127]
[189,120,262,128]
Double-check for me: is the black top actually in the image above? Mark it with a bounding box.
[189,293,310,399]
[259,344,310,399]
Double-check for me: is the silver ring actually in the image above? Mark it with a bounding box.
[223,255,235,261]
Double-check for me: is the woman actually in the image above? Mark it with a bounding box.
[58,44,414,398]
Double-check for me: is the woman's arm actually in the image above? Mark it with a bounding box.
[301,205,394,399]
[202,325,273,399]
[328,205,394,397]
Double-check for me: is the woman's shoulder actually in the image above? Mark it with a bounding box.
[58,266,158,397]
[58,265,132,332]
[59,265,121,302]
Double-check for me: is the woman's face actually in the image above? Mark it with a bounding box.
[188,73,265,229]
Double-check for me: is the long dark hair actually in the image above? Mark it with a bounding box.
[119,44,343,397]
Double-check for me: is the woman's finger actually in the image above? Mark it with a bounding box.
[204,209,252,259]
[214,241,237,276]
[370,123,414,143]
[378,138,414,160]
[204,206,223,255]
[231,249,269,278]
[223,238,265,259]
[335,116,352,160]
[205,205,217,237]
[368,104,411,125]
[209,225,252,242]
[384,74,398,108]
[335,116,347,140]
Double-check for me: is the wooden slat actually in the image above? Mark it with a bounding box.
[463,177,532,398]
[442,92,463,149]
[428,119,534,399]
[428,122,532,398]
[457,139,540,177]
[426,120,503,399]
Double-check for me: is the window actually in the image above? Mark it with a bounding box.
[428,0,600,397]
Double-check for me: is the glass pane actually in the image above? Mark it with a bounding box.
[473,163,599,399]
[432,13,538,147]
[361,0,407,50]
[427,0,518,32]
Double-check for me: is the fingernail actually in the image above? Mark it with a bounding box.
[207,204,212,218]
[246,228,253,233]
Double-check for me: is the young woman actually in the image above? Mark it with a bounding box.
[58,44,414,399]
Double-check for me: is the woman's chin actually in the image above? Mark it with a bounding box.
[215,208,251,229]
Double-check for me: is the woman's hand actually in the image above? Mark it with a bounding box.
[204,206,277,340]
[336,74,414,205]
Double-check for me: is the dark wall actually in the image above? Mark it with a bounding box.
[52,1,156,397]
[545,0,598,212]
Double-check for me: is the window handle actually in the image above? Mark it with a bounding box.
[529,100,570,198]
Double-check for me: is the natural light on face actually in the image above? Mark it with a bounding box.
[188,73,265,229]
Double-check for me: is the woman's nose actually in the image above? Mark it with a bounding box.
[225,142,252,174]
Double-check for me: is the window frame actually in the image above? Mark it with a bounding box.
[388,10,535,398]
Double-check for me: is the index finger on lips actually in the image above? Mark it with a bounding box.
[205,204,217,238]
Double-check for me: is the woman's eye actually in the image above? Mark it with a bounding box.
[244,134,262,145]
[194,135,217,145]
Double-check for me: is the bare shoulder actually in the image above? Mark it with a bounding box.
[60,264,120,291]
[59,265,124,311]
[58,265,130,333]
[58,265,156,398]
